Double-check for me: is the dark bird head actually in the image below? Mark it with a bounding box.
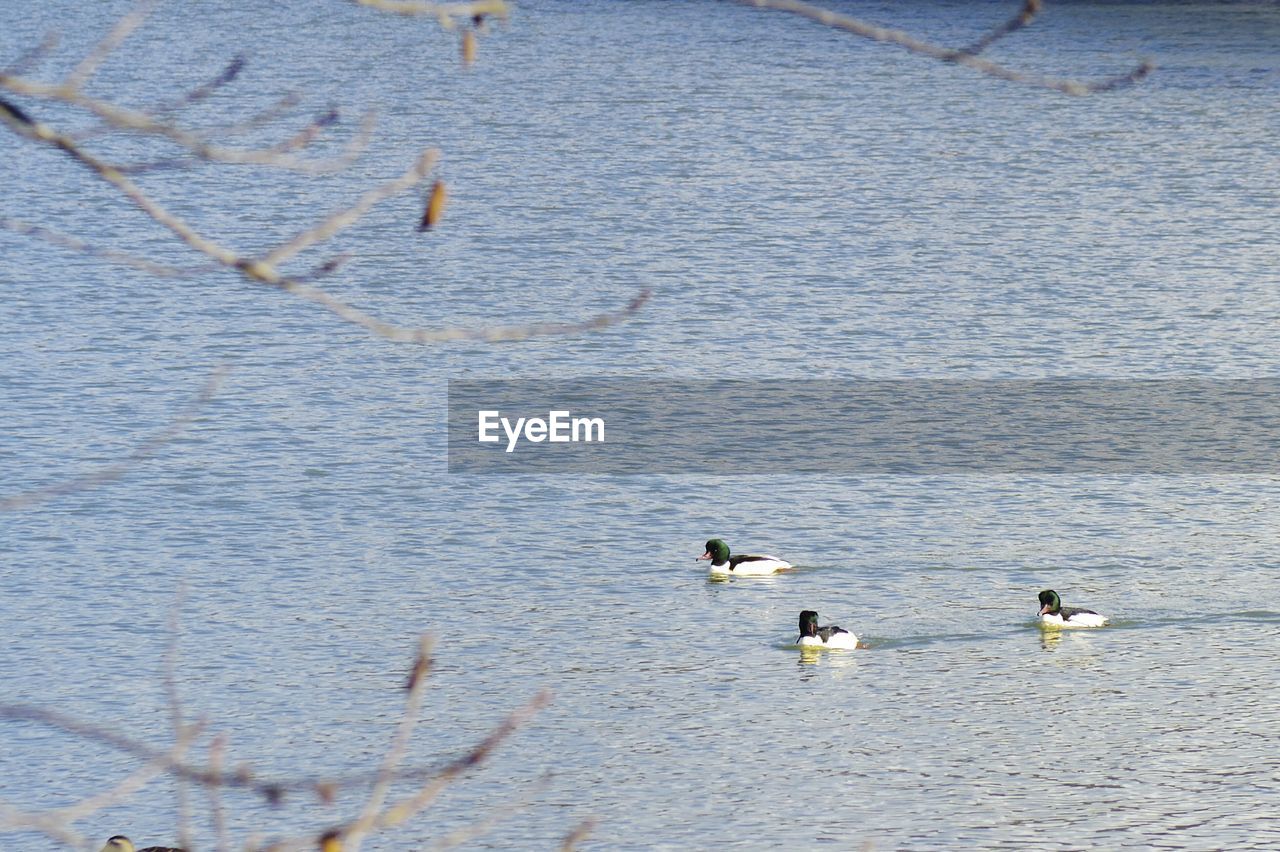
[696,538,730,565]
[1038,589,1061,616]
[799,610,820,638]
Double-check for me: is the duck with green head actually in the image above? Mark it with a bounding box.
[796,610,858,649]
[1038,589,1108,628]
[696,538,792,576]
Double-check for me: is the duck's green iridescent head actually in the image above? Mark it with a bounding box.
[697,538,730,565]
[101,838,134,852]
[1038,589,1061,615]
[799,610,820,637]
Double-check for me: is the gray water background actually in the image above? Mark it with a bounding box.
[2,0,1280,848]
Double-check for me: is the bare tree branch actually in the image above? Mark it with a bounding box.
[65,0,158,91]
[2,79,648,344]
[262,148,438,267]
[354,0,509,27]
[0,216,216,277]
[560,817,598,852]
[2,31,59,77]
[70,53,252,145]
[1,682,550,850]
[207,734,231,852]
[110,107,368,176]
[0,689,549,805]
[741,0,1153,96]
[431,774,551,850]
[74,90,302,145]
[0,367,227,512]
[281,285,653,344]
[164,587,194,850]
[295,252,354,283]
[343,635,436,851]
[0,720,200,847]
[372,689,552,831]
[55,722,203,825]
[197,93,303,139]
[0,801,87,849]
[1,76,373,173]
[956,0,1041,57]
[152,54,248,117]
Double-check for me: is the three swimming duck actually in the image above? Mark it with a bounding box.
[696,539,1111,643]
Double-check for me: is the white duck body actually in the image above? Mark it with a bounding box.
[1039,609,1108,629]
[708,554,792,577]
[797,629,859,649]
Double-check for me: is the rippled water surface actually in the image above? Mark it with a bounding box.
[3,0,1280,849]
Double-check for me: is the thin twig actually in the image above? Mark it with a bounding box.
[65,0,158,91]
[0,367,227,512]
[269,281,654,344]
[154,54,249,116]
[267,106,341,154]
[0,722,200,847]
[0,216,217,276]
[2,31,59,77]
[343,635,436,852]
[109,105,353,177]
[374,690,552,831]
[742,0,1153,95]
[2,76,374,173]
[354,0,509,27]
[955,0,1041,57]
[75,90,301,144]
[200,93,303,138]
[294,253,354,283]
[560,817,598,852]
[71,52,253,144]
[262,148,436,266]
[0,801,87,848]
[54,721,203,824]
[252,691,551,851]
[431,773,551,849]
[207,734,230,852]
[165,586,193,850]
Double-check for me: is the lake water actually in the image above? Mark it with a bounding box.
[2,0,1280,849]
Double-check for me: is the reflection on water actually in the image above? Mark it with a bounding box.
[705,573,784,588]
[1036,627,1106,669]
[795,646,859,669]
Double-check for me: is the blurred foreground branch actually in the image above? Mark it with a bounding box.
[0,0,648,345]
[0,367,227,512]
[0,633,553,850]
[744,0,1153,95]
